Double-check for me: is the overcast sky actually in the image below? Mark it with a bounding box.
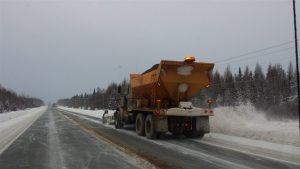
[0,0,298,102]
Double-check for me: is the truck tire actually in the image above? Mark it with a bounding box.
[136,113,145,136]
[145,114,157,139]
[114,111,123,129]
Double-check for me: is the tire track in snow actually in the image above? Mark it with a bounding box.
[48,110,67,169]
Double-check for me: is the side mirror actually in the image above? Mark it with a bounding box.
[104,110,108,115]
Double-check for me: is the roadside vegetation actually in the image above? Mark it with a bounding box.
[0,85,44,113]
[58,62,298,120]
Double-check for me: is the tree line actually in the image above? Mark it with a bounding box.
[0,85,44,113]
[57,62,298,120]
[194,62,298,120]
[57,79,128,110]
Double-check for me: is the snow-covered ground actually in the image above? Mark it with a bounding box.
[57,106,114,119]
[0,106,47,154]
[210,103,300,147]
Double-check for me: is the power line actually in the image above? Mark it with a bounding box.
[218,55,294,68]
[215,41,294,63]
[216,47,294,66]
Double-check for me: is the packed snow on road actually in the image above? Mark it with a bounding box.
[0,106,47,153]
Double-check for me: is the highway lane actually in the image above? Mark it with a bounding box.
[57,108,300,169]
[1,107,299,169]
[0,108,147,169]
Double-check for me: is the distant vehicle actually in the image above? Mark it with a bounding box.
[114,56,215,139]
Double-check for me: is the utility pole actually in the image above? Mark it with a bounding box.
[292,0,300,131]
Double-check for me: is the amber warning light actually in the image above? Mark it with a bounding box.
[184,56,196,62]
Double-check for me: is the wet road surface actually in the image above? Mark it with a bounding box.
[0,108,142,169]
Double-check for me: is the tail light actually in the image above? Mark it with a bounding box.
[207,98,214,108]
[184,122,189,128]
[207,98,214,104]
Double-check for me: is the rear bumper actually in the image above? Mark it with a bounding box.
[163,107,214,117]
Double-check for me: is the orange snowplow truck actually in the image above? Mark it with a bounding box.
[114,56,214,139]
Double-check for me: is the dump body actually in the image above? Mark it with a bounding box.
[130,60,214,108]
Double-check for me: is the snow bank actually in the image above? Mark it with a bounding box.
[204,133,300,156]
[0,106,47,154]
[57,106,115,119]
[210,103,300,146]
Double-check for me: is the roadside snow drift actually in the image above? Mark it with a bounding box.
[210,103,300,147]
[0,106,47,154]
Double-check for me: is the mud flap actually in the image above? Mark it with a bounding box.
[155,118,168,132]
[196,116,209,133]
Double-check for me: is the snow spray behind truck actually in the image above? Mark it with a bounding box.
[114,56,214,139]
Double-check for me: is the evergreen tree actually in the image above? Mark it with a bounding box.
[253,63,265,109]
[287,62,296,99]
[242,66,252,103]
[211,70,222,105]
[223,66,236,106]
[235,67,243,103]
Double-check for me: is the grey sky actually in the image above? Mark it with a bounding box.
[0,0,298,102]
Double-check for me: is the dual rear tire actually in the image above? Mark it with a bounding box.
[135,113,145,136]
[136,113,157,139]
[116,112,157,139]
[145,114,157,139]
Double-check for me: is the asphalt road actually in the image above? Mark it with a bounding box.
[0,108,142,169]
[0,107,299,169]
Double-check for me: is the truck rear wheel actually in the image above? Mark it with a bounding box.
[114,111,123,129]
[145,114,157,139]
[136,113,145,136]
